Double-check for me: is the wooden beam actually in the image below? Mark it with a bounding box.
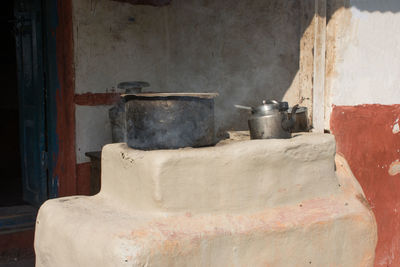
[74,93,120,106]
[312,0,327,132]
[55,0,77,196]
[299,0,315,126]
[111,0,171,6]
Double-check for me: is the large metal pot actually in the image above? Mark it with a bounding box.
[109,81,150,143]
[124,92,218,150]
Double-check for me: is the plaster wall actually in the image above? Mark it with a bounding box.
[326,1,400,266]
[75,105,112,163]
[72,0,305,163]
[325,0,400,122]
[330,8,400,106]
[331,104,400,267]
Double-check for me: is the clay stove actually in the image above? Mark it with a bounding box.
[34,133,377,266]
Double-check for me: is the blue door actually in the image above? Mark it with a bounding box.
[14,0,48,207]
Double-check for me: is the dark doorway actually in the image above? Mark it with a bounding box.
[0,0,24,207]
[0,0,49,233]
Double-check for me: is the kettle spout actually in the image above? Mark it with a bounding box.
[282,104,299,131]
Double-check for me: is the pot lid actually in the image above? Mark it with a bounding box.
[117,81,150,94]
[122,92,219,99]
[118,81,150,89]
[288,106,307,113]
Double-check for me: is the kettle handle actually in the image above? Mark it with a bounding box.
[290,104,299,122]
[281,104,299,131]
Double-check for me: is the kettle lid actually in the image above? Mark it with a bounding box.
[252,100,288,115]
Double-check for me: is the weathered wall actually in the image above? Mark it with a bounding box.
[73,0,168,163]
[331,105,400,267]
[326,0,400,124]
[327,1,400,266]
[72,0,305,164]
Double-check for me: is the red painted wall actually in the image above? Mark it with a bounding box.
[76,162,91,195]
[331,104,400,267]
[0,230,34,254]
[74,93,120,106]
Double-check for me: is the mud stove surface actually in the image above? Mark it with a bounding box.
[34,133,376,267]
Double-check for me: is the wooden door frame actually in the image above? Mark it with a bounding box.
[44,0,76,198]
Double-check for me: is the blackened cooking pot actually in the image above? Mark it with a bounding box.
[123,93,218,150]
[287,106,309,133]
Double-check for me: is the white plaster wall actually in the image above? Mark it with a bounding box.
[73,0,304,162]
[328,0,400,107]
[73,0,168,93]
[75,105,112,163]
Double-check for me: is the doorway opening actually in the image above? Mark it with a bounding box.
[0,0,24,207]
[0,0,52,233]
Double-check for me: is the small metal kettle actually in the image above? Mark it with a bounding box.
[236,100,299,139]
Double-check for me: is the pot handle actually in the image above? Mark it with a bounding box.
[282,104,299,131]
[234,104,252,111]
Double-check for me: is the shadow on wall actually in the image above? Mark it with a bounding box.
[162,0,301,132]
[159,0,400,132]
